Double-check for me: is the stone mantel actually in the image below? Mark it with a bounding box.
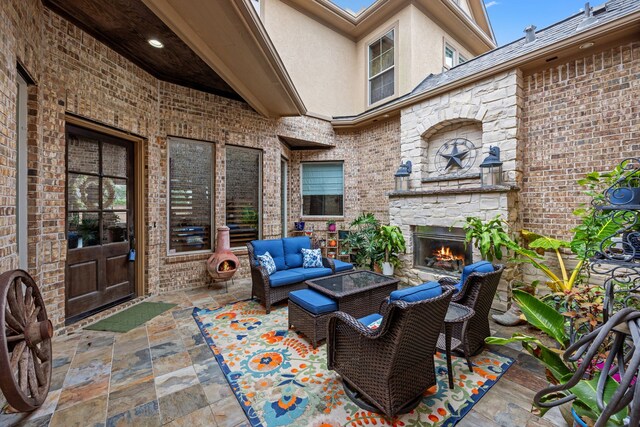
[387,185,519,198]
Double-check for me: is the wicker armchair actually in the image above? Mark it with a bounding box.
[438,264,504,356]
[327,286,454,418]
[246,242,335,313]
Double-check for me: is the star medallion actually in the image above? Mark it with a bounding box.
[440,142,469,170]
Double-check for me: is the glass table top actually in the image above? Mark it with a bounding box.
[445,303,473,323]
[307,270,396,296]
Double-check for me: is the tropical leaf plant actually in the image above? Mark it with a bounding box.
[462,215,517,261]
[375,225,406,264]
[486,291,628,425]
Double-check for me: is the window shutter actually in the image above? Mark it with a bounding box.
[169,139,213,253]
[302,163,344,196]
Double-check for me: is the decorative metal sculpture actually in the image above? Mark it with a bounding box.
[435,138,477,175]
[590,158,640,321]
[533,307,640,427]
[0,269,53,412]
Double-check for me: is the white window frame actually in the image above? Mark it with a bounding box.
[300,161,345,219]
[166,137,215,256]
[367,27,397,106]
[443,42,468,70]
[17,73,28,270]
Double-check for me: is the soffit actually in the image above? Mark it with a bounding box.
[142,0,306,117]
[285,0,495,51]
[278,135,335,150]
[43,0,241,100]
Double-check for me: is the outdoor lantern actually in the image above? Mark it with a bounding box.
[394,160,412,191]
[479,146,503,187]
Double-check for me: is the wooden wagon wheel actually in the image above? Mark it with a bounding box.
[0,270,53,412]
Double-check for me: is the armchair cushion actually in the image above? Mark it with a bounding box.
[289,289,337,315]
[256,251,277,275]
[358,313,383,330]
[390,281,441,303]
[283,236,311,268]
[301,248,323,268]
[287,267,334,281]
[458,261,494,292]
[269,270,306,287]
[252,239,287,270]
[333,259,354,272]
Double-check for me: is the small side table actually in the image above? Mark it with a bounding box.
[439,303,475,389]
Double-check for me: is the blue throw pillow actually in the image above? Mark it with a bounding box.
[257,251,277,275]
[301,248,323,268]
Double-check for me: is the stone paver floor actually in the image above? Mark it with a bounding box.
[0,278,568,426]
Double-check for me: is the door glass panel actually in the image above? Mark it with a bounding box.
[103,212,128,244]
[68,135,99,174]
[68,212,100,248]
[103,177,127,210]
[103,143,128,178]
[68,174,100,210]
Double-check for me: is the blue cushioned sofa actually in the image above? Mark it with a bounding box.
[247,236,353,313]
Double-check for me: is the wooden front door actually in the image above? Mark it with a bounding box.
[65,125,135,321]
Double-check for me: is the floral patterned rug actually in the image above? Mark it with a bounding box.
[192,300,514,427]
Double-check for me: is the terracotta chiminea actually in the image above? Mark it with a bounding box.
[207,226,239,281]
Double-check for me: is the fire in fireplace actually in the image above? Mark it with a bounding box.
[413,225,472,274]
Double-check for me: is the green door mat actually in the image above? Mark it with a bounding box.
[85,302,177,333]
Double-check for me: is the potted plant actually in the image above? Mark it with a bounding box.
[343,213,380,270]
[326,220,337,232]
[375,225,406,276]
[486,290,632,426]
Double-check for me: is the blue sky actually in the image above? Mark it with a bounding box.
[330,0,589,46]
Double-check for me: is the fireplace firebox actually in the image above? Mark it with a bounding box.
[413,225,472,274]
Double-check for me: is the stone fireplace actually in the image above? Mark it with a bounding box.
[413,226,472,275]
[389,70,523,310]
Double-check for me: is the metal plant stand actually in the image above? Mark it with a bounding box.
[0,270,53,412]
[589,158,640,322]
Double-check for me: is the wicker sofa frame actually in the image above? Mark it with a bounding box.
[327,286,455,418]
[246,242,336,314]
[438,264,504,356]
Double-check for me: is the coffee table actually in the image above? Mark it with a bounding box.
[306,270,399,319]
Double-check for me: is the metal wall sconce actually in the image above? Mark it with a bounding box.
[394,160,412,191]
[479,146,503,187]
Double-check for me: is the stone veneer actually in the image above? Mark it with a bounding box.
[390,70,522,308]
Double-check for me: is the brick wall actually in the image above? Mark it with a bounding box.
[522,40,640,240]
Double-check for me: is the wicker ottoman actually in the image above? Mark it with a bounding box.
[288,289,337,348]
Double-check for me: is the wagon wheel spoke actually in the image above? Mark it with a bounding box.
[27,352,41,401]
[31,347,47,386]
[28,306,41,325]
[7,277,26,326]
[18,345,30,393]
[7,334,25,343]
[31,341,49,363]
[10,341,27,372]
[24,286,34,318]
[5,308,23,334]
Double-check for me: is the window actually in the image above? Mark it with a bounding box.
[444,45,455,69]
[168,138,214,254]
[368,29,395,105]
[226,146,262,248]
[302,162,344,216]
[444,43,468,69]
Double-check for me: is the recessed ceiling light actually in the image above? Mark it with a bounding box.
[148,39,164,48]
[579,42,595,49]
